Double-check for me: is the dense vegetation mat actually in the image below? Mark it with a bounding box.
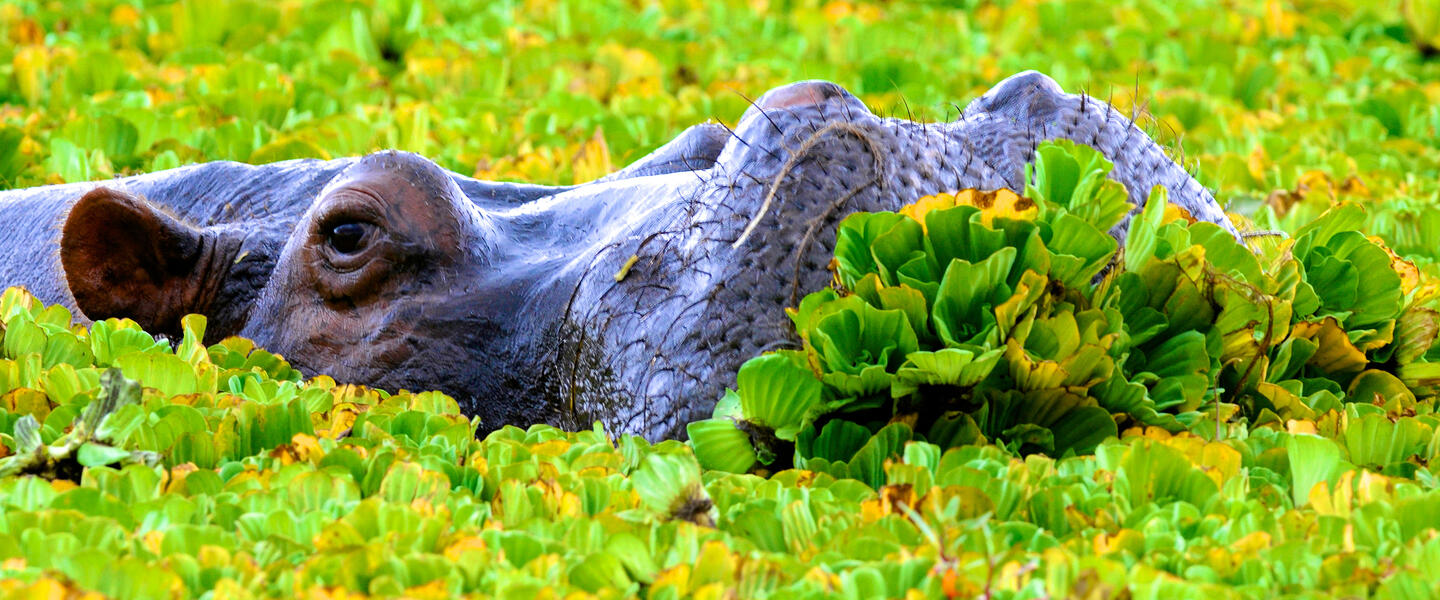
[4,0,1440,598]
[1,272,1440,598]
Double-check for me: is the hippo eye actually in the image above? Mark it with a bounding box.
[325,222,370,254]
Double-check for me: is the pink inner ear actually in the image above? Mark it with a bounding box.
[59,187,202,334]
[753,81,843,112]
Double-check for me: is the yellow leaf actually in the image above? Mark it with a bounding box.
[899,192,956,228]
[1338,175,1370,198]
[1092,528,1145,556]
[1368,235,1424,297]
[651,565,691,597]
[1133,425,1174,439]
[1246,145,1270,184]
[901,189,1037,233]
[1260,382,1316,420]
[166,463,200,494]
[443,536,489,562]
[1233,530,1272,555]
[142,530,166,556]
[1161,202,1196,225]
[571,129,613,184]
[8,19,43,46]
[3,389,51,424]
[314,402,359,440]
[404,580,454,600]
[1292,318,1368,375]
[861,483,917,521]
[1285,418,1318,435]
[688,540,737,589]
[198,545,232,569]
[290,434,325,462]
[110,4,141,27]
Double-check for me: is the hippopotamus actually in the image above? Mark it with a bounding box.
[0,72,1237,440]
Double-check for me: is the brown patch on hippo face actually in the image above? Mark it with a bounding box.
[244,151,497,382]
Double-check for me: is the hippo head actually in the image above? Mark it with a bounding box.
[56,72,1236,440]
[240,153,507,392]
[61,152,524,423]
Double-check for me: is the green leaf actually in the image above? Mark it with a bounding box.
[62,113,140,163]
[1324,232,1404,328]
[1343,413,1428,469]
[115,352,208,397]
[869,216,928,288]
[630,452,710,522]
[1292,203,1367,259]
[568,552,633,594]
[77,443,132,467]
[734,353,822,437]
[1395,308,1439,365]
[808,296,919,395]
[1042,213,1118,288]
[176,315,210,366]
[90,320,169,368]
[1047,406,1117,455]
[892,347,1004,397]
[843,423,914,489]
[931,248,1017,347]
[0,125,24,184]
[1110,438,1219,508]
[1124,185,1168,272]
[687,419,758,473]
[1025,140,1086,209]
[1287,433,1343,507]
[924,205,1007,269]
[1141,330,1213,412]
[2,314,46,359]
[1025,139,1133,233]
[834,212,914,289]
[801,418,873,463]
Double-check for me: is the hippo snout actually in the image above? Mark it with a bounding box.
[532,75,1239,438]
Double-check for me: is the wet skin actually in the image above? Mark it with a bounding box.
[0,72,1237,440]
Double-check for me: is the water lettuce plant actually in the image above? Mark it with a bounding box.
[690,140,1440,486]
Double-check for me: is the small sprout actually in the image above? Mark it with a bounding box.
[0,368,156,480]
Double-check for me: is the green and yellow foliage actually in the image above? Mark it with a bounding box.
[3,0,1440,598]
[4,281,1440,598]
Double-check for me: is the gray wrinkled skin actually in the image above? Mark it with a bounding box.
[0,72,1236,440]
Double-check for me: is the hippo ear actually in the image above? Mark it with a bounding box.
[60,187,217,336]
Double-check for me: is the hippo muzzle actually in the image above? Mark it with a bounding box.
[0,71,1236,441]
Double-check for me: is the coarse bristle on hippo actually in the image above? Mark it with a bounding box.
[0,71,1237,441]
